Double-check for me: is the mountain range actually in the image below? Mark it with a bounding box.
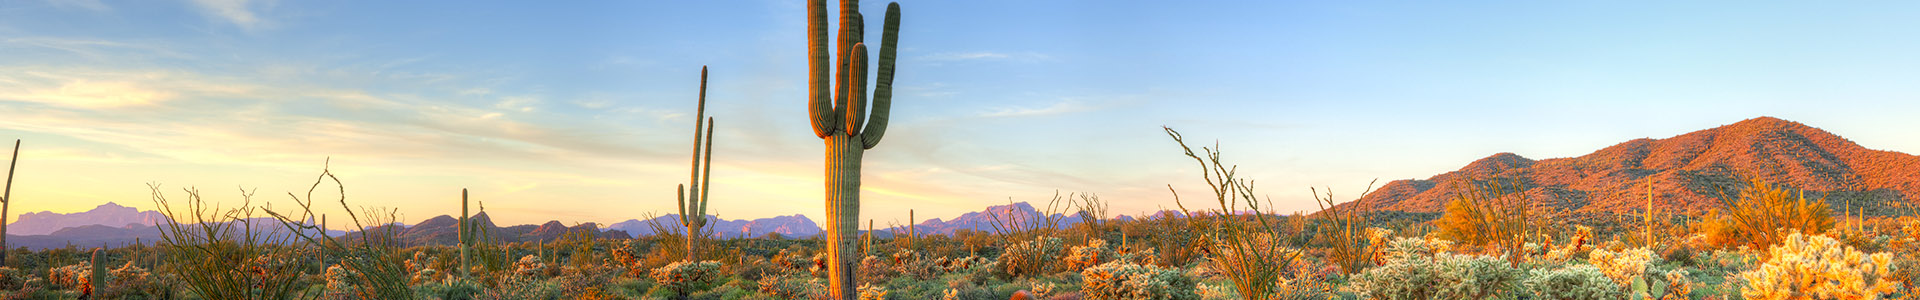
[1338,117,1920,215]
[14,117,1901,248]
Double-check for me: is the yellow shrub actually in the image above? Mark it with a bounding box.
[1739,232,1901,299]
[1701,178,1834,250]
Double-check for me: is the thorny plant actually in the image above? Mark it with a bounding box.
[262,160,417,300]
[1313,179,1378,275]
[1437,177,1536,267]
[1164,126,1311,300]
[150,183,314,300]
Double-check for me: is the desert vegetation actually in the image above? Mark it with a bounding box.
[1,128,1919,299]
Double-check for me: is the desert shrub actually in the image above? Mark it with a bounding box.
[1347,237,1520,300]
[1524,264,1623,300]
[1079,260,1198,300]
[1739,232,1902,298]
[858,283,888,300]
[650,260,722,296]
[1164,127,1314,300]
[1701,178,1835,250]
[1587,247,1656,287]
[731,254,778,281]
[1062,239,1113,273]
[45,262,88,291]
[997,236,1064,278]
[857,255,899,285]
[889,250,939,280]
[151,184,316,300]
[1312,181,1381,275]
[100,261,175,299]
[1435,178,1536,266]
[757,271,825,299]
[410,278,481,300]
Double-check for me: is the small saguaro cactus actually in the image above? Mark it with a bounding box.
[90,247,106,296]
[806,0,903,298]
[0,139,18,265]
[678,66,717,262]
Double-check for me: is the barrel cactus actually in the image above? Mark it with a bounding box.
[805,0,903,298]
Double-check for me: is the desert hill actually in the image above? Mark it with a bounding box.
[1340,117,1920,216]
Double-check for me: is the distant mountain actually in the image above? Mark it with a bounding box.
[342,212,631,246]
[7,202,165,235]
[1338,117,1920,215]
[607,214,821,239]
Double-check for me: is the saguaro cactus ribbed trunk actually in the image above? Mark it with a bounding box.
[459,188,470,279]
[679,66,716,262]
[807,0,902,298]
[90,247,105,296]
[0,139,17,266]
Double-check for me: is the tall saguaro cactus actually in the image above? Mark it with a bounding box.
[679,66,717,262]
[459,188,470,279]
[0,139,18,265]
[806,0,902,298]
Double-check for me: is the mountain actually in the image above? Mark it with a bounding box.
[344,212,632,246]
[1339,117,1920,215]
[607,214,821,239]
[7,202,165,235]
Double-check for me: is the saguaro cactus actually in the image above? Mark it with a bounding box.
[459,188,470,279]
[90,247,106,296]
[806,0,902,298]
[0,139,17,265]
[679,66,717,262]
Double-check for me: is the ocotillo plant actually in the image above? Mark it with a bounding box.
[806,0,903,298]
[678,66,717,262]
[0,139,17,265]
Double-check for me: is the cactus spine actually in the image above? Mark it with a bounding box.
[460,188,470,279]
[0,139,17,265]
[807,0,902,298]
[90,247,105,296]
[679,66,717,262]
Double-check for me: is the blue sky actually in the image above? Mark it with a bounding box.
[3,0,1919,227]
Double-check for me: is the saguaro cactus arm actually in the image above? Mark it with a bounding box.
[807,0,838,138]
[861,3,901,149]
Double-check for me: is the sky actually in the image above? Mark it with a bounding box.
[3,0,1920,228]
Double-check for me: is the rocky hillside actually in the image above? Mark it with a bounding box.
[1340,117,1920,215]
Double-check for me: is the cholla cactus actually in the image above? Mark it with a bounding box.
[1081,260,1200,300]
[998,236,1064,278]
[0,266,42,295]
[1064,239,1114,272]
[1349,237,1520,300]
[1587,247,1656,287]
[1028,281,1057,298]
[856,255,897,284]
[857,283,888,300]
[759,272,826,299]
[1523,264,1623,300]
[650,260,722,296]
[46,262,89,291]
[325,265,355,291]
[512,255,548,278]
[1739,232,1901,298]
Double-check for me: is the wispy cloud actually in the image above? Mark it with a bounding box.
[44,0,110,12]
[920,51,1053,63]
[187,0,272,31]
[979,99,1090,118]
